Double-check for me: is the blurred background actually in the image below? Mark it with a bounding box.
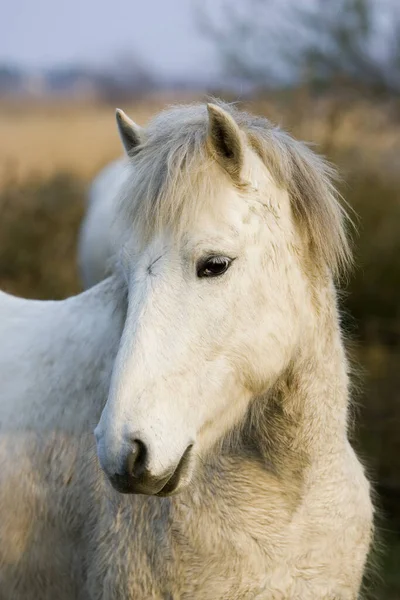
[0,0,399,596]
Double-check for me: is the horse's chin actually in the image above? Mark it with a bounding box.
[155,473,191,497]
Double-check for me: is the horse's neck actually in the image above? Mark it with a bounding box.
[211,279,349,494]
[253,282,349,482]
[58,276,127,433]
[66,275,127,431]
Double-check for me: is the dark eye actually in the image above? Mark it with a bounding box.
[196,256,233,278]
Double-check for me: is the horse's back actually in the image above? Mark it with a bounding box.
[78,158,128,289]
[0,281,118,429]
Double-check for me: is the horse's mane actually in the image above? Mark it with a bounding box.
[117,100,352,278]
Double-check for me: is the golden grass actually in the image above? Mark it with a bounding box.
[0,93,201,185]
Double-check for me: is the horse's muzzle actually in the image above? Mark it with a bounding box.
[108,442,193,496]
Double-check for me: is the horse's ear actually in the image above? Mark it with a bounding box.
[116,109,142,155]
[206,103,244,181]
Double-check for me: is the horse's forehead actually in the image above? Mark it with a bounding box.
[200,185,249,222]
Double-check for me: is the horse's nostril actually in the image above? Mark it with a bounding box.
[126,439,147,478]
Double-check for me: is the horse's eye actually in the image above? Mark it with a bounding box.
[196,256,233,278]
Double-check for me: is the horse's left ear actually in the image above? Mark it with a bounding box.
[116,108,142,155]
[207,103,244,181]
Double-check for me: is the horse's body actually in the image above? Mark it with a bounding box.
[78,158,129,288]
[0,102,373,599]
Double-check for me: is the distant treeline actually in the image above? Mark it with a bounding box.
[0,63,215,102]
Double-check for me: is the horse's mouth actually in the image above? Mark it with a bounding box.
[155,449,192,496]
[110,444,193,497]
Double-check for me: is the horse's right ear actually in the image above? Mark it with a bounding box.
[206,103,244,182]
[116,109,142,155]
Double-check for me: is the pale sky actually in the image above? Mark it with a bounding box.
[1,0,392,82]
[0,0,219,77]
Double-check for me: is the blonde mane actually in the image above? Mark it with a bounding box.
[117,100,352,277]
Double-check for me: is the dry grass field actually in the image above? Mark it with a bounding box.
[0,93,202,184]
[0,93,399,597]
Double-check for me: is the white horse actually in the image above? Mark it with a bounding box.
[0,101,373,599]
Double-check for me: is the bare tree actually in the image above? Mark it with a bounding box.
[198,0,400,96]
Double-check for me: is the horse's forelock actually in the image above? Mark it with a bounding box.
[116,101,352,277]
